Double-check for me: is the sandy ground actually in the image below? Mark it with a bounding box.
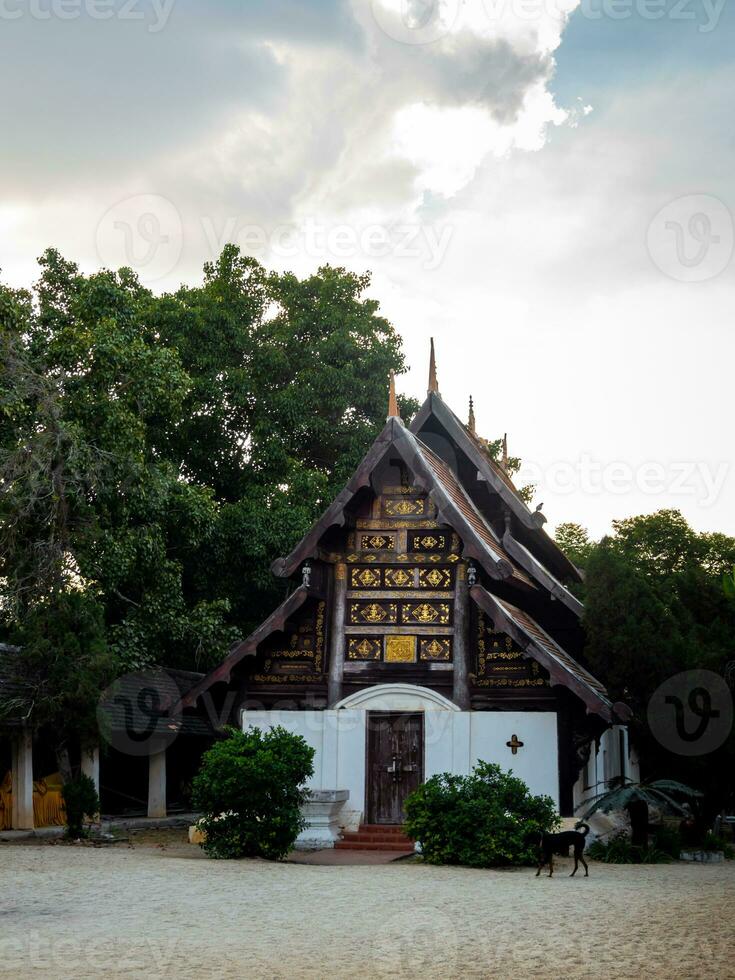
[1,833,733,980]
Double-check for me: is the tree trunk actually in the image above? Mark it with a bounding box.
[56,744,72,784]
[628,800,649,847]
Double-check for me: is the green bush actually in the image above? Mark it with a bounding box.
[702,832,734,858]
[652,824,682,859]
[192,726,314,860]
[587,832,671,864]
[61,774,99,840]
[403,762,559,868]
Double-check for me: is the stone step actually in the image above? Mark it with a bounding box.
[357,824,407,834]
[341,832,412,844]
[334,840,415,852]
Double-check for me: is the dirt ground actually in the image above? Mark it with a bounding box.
[1,830,733,979]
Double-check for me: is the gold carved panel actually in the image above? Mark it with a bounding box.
[401,602,451,626]
[360,534,395,551]
[385,635,417,663]
[348,637,382,661]
[419,638,452,661]
[350,567,382,589]
[383,497,426,518]
[418,567,453,590]
[384,567,414,589]
[349,601,398,625]
[410,533,447,551]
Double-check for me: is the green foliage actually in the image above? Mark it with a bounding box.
[1,592,116,747]
[701,832,734,858]
[580,777,702,821]
[191,726,315,860]
[1,247,413,741]
[587,832,672,864]
[61,773,99,840]
[403,762,559,868]
[723,566,735,600]
[652,824,683,859]
[581,511,735,816]
[554,523,594,568]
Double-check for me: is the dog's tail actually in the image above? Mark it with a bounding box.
[574,821,590,837]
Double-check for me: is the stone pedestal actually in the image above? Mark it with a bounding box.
[294,790,349,850]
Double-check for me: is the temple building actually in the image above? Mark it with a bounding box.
[183,345,636,845]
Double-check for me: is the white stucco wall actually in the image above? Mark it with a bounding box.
[243,684,560,829]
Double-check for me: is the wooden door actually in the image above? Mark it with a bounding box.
[366,712,424,825]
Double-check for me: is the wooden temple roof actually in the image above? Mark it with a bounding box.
[470,586,616,721]
[179,584,323,710]
[410,391,584,586]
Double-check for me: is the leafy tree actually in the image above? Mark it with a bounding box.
[62,773,100,840]
[403,762,559,867]
[555,522,594,568]
[1,593,116,765]
[191,726,315,860]
[1,246,413,751]
[582,511,735,816]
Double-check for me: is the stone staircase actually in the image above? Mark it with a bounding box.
[335,824,415,852]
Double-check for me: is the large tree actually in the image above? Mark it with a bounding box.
[558,511,735,814]
[0,247,415,746]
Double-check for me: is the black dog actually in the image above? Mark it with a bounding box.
[536,822,590,878]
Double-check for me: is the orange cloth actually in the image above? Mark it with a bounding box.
[0,770,66,829]
[0,771,11,830]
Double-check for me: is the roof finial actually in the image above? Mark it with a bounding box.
[387,370,401,420]
[428,337,439,395]
[468,395,476,434]
[502,432,509,470]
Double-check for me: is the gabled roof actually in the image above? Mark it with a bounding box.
[273,417,534,590]
[501,532,583,617]
[179,584,320,709]
[470,585,617,721]
[410,392,583,585]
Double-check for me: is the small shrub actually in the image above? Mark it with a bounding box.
[62,774,99,840]
[701,832,734,859]
[652,824,682,859]
[192,726,314,861]
[588,833,636,864]
[403,761,559,868]
[588,832,671,864]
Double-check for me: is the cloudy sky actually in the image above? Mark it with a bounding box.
[1,0,733,539]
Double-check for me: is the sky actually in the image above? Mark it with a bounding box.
[1,0,733,540]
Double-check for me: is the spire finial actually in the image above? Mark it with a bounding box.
[502,432,509,470]
[468,395,476,434]
[428,337,439,395]
[387,370,401,420]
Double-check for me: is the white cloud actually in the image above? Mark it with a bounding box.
[1,1,733,538]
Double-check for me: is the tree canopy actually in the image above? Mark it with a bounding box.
[556,510,735,813]
[0,246,416,741]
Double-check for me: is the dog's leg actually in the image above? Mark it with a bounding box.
[570,852,578,877]
[580,854,589,877]
[548,853,553,877]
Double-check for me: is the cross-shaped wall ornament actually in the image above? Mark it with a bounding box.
[506,734,524,755]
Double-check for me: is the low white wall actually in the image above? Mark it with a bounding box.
[243,694,560,829]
